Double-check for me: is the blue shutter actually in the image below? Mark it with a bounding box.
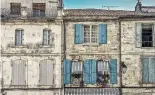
[149,58,155,83]
[98,24,107,44]
[91,59,97,84]
[142,58,149,83]
[74,24,83,44]
[84,59,91,84]
[109,59,117,84]
[64,59,71,84]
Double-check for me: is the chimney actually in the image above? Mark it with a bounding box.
[135,0,142,12]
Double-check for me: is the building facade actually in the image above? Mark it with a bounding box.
[63,9,121,95]
[1,0,63,95]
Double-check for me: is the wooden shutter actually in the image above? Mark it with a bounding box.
[142,58,149,83]
[84,59,91,84]
[12,60,26,85]
[39,60,54,85]
[64,59,71,84]
[98,24,107,44]
[153,24,155,47]
[135,23,142,48]
[21,30,24,44]
[74,24,83,44]
[149,58,155,83]
[91,59,97,84]
[109,59,117,84]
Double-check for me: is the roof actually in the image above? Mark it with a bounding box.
[64,9,155,18]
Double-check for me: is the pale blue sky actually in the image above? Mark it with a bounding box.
[64,0,155,10]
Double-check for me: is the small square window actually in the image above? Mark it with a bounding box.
[10,3,21,15]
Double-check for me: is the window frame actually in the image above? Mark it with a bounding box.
[83,24,99,44]
[96,60,110,84]
[15,29,24,46]
[141,24,154,47]
[42,29,52,46]
[141,56,155,84]
[33,3,46,17]
[71,60,83,85]
[10,3,21,15]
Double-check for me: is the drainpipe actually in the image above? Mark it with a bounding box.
[119,19,123,95]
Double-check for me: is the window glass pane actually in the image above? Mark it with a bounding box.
[33,3,45,17]
[84,25,90,43]
[91,25,98,43]
[11,3,21,15]
[142,24,153,47]
[15,30,23,45]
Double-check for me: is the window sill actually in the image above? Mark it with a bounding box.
[12,45,27,48]
[141,47,155,49]
[41,45,55,48]
[81,43,99,46]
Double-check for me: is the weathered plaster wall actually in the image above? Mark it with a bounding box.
[121,21,155,94]
[1,21,63,95]
[2,90,62,95]
[65,20,121,87]
[1,22,62,54]
[65,21,120,54]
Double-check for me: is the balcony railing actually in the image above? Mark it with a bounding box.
[1,8,58,19]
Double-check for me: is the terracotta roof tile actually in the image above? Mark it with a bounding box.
[64,9,155,17]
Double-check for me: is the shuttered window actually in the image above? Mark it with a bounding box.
[64,59,71,84]
[43,29,52,45]
[12,60,26,85]
[136,23,155,47]
[39,59,54,85]
[15,29,24,45]
[84,59,97,84]
[74,24,107,44]
[97,61,109,84]
[71,61,83,73]
[142,57,155,83]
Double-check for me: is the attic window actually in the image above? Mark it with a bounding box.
[33,3,45,17]
[10,3,21,15]
[142,24,153,47]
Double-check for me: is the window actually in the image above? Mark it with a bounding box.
[142,24,153,47]
[64,59,117,85]
[74,24,107,44]
[33,3,45,17]
[71,61,83,85]
[15,29,24,45]
[136,23,155,47]
[142,57,155,83]
[84,25,98,43]
[43,29,51,45]
[10,3,21,15]
[39,59,54,85]
[12,60,26,85]
[97,61,110,84]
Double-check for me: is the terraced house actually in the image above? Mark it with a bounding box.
[63,1,155,95]
[0,0,63,95]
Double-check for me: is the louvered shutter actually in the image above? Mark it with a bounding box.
[109,59,117,84]
[142,58,149,83]
[98,24,107,44]
[84,59,91,84]
[91,59,97,84]
[12,60,26,85]
[21,30,24,44]
[39,60,54,85]
[135,23,142,48]
[153,24,155,47]
[74,24,83,44]
[15,31,20,45]
[64,59,71,84]
[149,58,155,83]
